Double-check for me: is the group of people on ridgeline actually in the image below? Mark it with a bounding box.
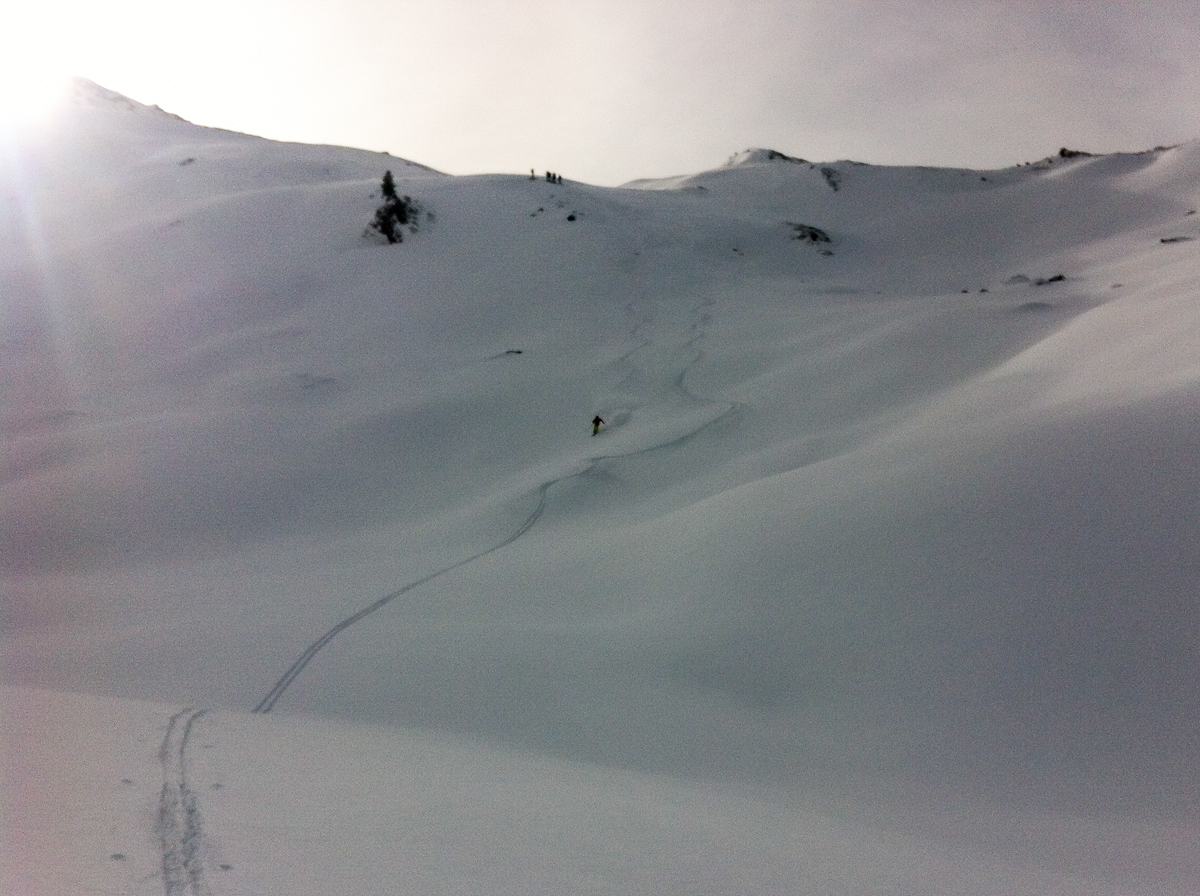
[531,169,564,184]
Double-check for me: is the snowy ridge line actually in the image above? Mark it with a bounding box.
[252,481,554,714]
[157,708,208,896]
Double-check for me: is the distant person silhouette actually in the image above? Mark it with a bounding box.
[592,415,605,436]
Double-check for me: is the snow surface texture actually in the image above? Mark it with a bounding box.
[3,80,1200,894]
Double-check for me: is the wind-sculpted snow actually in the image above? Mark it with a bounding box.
[3,89,1200,894]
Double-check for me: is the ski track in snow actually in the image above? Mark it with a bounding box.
[253,291,729,715]
[252,481,553,713]
[157,708,209,896]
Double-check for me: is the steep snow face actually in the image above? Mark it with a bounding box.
[3,88,1200,894]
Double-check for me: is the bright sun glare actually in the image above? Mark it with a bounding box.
[0,65,72,132]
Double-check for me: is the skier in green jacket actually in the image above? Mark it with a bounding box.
[592,415,605,436]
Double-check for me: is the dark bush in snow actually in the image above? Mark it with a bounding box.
[369,170,420,244]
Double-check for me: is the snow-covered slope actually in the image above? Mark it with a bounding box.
[4,82,1200,894]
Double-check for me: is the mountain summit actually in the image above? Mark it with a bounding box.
[723,147,810,165]
[64,76,169,112]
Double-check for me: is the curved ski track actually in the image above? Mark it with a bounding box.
[253,481,553,713]
[253,293,730,715]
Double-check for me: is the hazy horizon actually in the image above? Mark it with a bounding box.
[5,1,1200,185]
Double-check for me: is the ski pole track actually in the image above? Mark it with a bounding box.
[157,708,209,896]
[253,480,553,714]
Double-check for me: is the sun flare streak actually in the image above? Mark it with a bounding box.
[0,87,92,439]
[0,64,71,134]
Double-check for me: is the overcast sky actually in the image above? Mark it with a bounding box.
[6,0,1200,185]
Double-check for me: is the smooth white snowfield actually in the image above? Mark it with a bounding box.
[3,79,1200,894]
